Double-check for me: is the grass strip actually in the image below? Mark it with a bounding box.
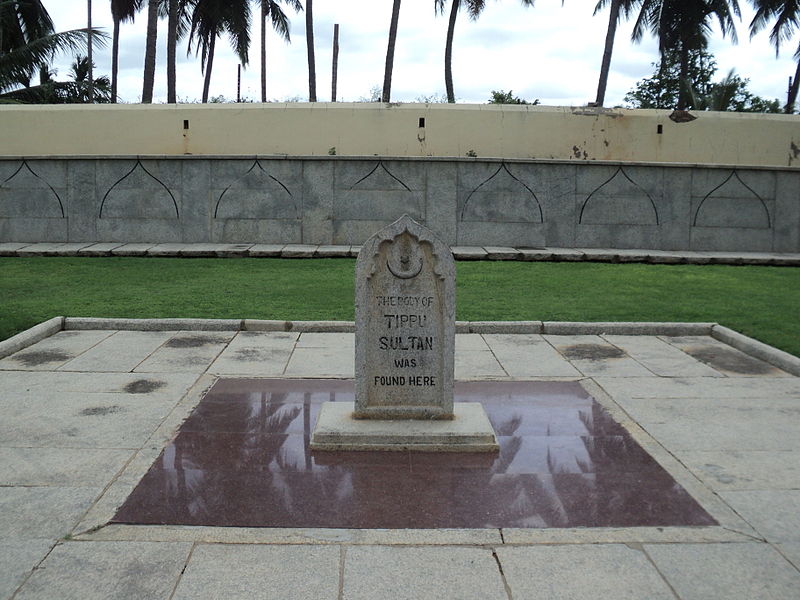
[1,257,797,356]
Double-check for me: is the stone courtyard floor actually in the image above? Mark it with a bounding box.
[1,324,799,599]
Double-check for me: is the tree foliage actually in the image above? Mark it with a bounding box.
[488,89,539,105]
[624,48,781,112]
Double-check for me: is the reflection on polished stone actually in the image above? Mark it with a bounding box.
[113,379,716,529]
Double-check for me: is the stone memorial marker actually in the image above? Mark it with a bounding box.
[354,214,455,419]
[310,215,498,452]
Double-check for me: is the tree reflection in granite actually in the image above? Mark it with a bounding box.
[113,380,716,529]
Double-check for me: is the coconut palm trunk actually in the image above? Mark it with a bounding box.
[785,59,800,113]
[167,0,177,103]
[444,0,459,103]
[677,41,689,110]
[111,17,120,101]
[381,0,402,102]
[201,31,215,102]
[260,0,267,101]
[595,0,621,106]
[305,0,316,101]
[87,0,94,102]
[141,0,158,103]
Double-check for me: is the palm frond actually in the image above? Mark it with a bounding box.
[268,2,291,42]
[0,28,107,93]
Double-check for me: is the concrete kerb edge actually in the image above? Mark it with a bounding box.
[541,321,717,336]
[4,318,798,366]
[711,324,800,376]
[0,316,63,359]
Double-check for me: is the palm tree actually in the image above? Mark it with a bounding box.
[435,0,534,104]
[188,0,251,103]
[259,0,301,103]
[68,53,113,102]
[632,0,741,110]
[382,0,402,102]
[141,0,158,102]
[163,0,193,104]
[749,0,800,112]
[305,0,315,100]
[110,0,142,103]
[1,0,100,96]
[593,0,640,106]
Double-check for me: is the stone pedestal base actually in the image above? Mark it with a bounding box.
[310,402,499,452]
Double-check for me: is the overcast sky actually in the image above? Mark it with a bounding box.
[43,0,798,107]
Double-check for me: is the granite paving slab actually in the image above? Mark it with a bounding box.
[674,450,800,491]
[110,243,155,256]
[454,350,507,379]
[172,544,340,600]
[0,486,99,539]
[602,334,723,377]
[134,331,234,373]
[619,400,800,451]
[15,243,68,256]
[496,544,674,600]
[0,539,54,600]
[146,243,186,256]
[315,245,351,257]
[482,246,520,259]
[454,333,491,351]
[13,541,192,600]
[0,242,29,253]
[207,331,298,376]
[343,546,507,600]
[546,248,584,260]
[50,243,93,256]
[544,334,654,377]
[593,376,800,400]
[76,242,125,256]
[450,246,487,260]
[0,371,200,402]
[482,334,581,377]
[296,332,354,348]
[284,346,355,377]
[0,330,114,371]
[667,336,790,377]
[281,244,318,258]
[112,379,714,529]
[645,543,800,600]
[248,244,285,257]
[57,331,174,372]
[0,447,132,487]
[719,490,800,542]
[0,391,183,448]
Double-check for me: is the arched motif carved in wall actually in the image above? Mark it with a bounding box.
[99,159,179,219]
[350,160,412,192]
[460,162,543,223]
[693,171,771,229]
[579,166,659,225]
[0,160,64,218]
[214,159,297,219]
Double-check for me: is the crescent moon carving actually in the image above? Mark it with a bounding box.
[386,257,423,279]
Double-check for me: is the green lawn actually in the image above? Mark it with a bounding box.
[1,257,798,356]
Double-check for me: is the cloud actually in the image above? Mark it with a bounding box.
[39,0,798,106]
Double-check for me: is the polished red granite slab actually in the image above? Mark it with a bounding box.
[112,379,716,529]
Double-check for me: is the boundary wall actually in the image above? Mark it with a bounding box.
[0,156,798,251]
[1,104,798,251]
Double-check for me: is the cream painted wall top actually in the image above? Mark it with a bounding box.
[1,103,798,167]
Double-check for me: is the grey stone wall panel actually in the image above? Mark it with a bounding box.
[0,157,794,252]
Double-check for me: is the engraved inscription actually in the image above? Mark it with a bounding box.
[354,215,455,419]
